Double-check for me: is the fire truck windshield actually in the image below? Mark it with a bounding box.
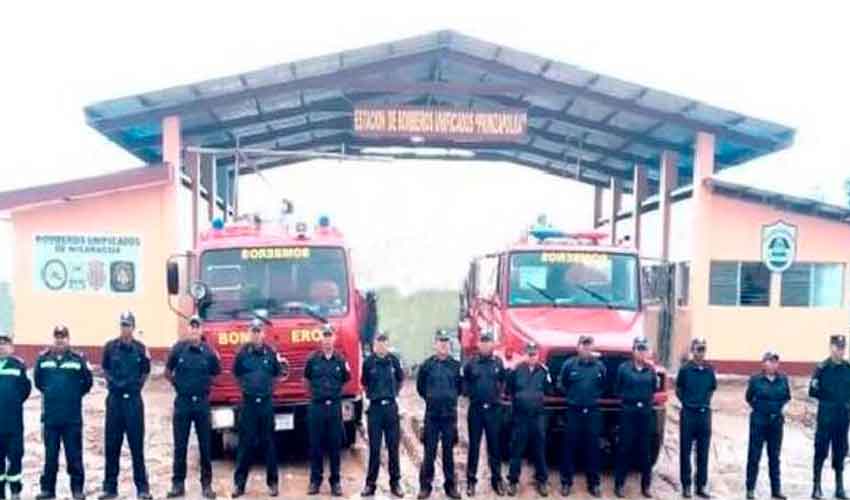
[197,247,349,320]
[508,251,639,310]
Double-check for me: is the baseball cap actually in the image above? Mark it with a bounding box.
[691,337,707,351]
[762,351,780,362]
[189,315,202,327]
[435,330,451,342]
[633,336,649,351]
[119,311,135,327]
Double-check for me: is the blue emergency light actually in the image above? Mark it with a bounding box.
[212,218,225,230]
[529,225,565,241]
[318,215,330,228]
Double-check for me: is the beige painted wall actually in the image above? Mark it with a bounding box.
[11,182,183,350]
[694,193,850,362]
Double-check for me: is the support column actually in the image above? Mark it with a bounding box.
[659,151,678,262]
[593,186,603,228]
[186,151,201,248]
[690,132,716,345]
[632,164,647,252]
[160,115,183,344]
[208,155,218,221]
[609,177,622,245]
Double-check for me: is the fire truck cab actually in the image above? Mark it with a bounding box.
[458,222,668,463]
[166,211,374,455]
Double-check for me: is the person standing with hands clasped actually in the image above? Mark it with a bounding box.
[463,330,506,497]
[34,326,93,500]
[676,337,717,499]
[417,330,462,500]
[559,335,605,498]
[809,334,850,500]
[745,351,790,500]
[614,336,658,499]
[231,318,283,498]
[506,342,551,498]
[304,325,350,497]
[99,312,152,500]
[165,315,221,499]
[360,331,405,498]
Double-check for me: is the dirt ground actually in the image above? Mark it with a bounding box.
[14,370,844,499]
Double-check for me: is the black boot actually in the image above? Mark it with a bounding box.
[166,484,186,498]
[535,482,549,497]
[682,485,692,498]
[837,470,847,500]
[615,485,626,498]
[772,491,787,499]
[696,486,712,498]
[812,466,824,499]
[746,491,755,499]
[361,483,377,497]
[390,483,405,498]
[445,485,462,500]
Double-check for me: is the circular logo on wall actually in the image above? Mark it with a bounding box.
[761,221,797,273]
[41,259,68,290]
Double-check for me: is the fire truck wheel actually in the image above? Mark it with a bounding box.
[211,430,225,460]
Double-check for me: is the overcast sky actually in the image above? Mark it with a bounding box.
[0,1,847,288]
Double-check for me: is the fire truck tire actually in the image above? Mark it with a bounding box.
[343,421,358,448]
[211,430,225,460]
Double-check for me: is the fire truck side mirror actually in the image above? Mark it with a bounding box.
[166,261,180,295]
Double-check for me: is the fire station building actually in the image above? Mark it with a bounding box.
[0,30,845,372]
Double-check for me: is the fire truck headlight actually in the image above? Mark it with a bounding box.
[190,281,209,302]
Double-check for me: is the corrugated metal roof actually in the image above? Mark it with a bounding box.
[84,30,795,191]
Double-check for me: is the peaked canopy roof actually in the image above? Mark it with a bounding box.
[85,30,795,191]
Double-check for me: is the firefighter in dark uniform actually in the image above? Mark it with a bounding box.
[463,330,506,497]
[559,335,605,498]
[0,331,31,500]
[676,337,717,499]
[745,351,790,500]
[304,325,350,497]
[810,334,850,500]
[165,315,221,499]
[506,342,551,498]
[614,336,658,499]
[417,330,462,500]
[232,318,283,498]
[34,326,93,500]
[360,331,405,498]
[99,311,152,500]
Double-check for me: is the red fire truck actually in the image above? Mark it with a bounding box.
[166,210,374,455]
[458,223,668,463]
